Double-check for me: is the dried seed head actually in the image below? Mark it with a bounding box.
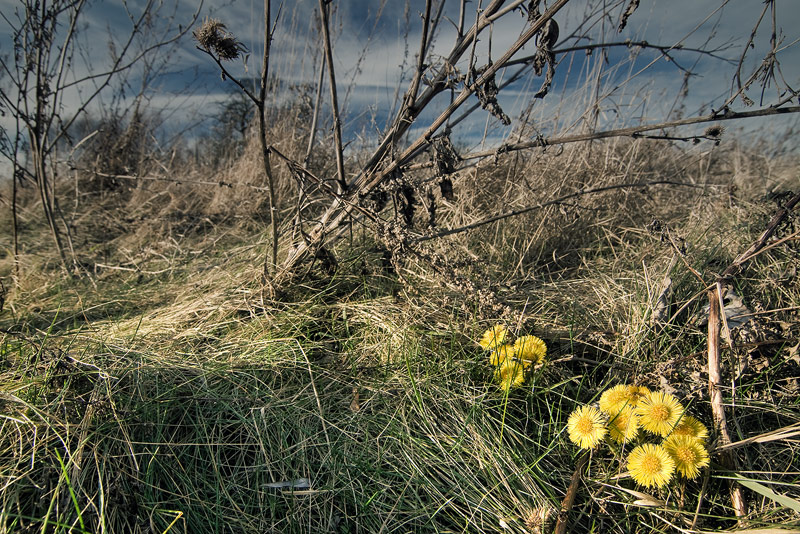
[194,18,225,48]
[215,35,248,60]
[194,17,247,60]
[192,18,226,50]
[704,124,725,138]
[524,506,554,534]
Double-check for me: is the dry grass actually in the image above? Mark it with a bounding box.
[1,135,799,533]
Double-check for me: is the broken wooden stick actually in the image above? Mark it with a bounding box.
[555,451,589,534]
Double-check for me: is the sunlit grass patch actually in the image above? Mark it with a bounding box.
[1,137,798,533]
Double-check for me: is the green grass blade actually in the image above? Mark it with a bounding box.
[54,448,86,532]
[727,473,800,514]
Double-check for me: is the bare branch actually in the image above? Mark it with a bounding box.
[503,40,738,68]
[414,180,703,243]
[260,0,279,277]
[720,190,800,280]
[304,52,326,167]
[48,2,202,153]
[359,0,573,191]
[460,104,800,161]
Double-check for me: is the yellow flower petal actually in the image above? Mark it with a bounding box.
[495,358,526,390]
[663,435,709,479]
[513,335,547,365]
[607,406,639,443]
[670,415,709,442]
[600,384,651,415]
[489,344,516,367]
[599,384,635,415]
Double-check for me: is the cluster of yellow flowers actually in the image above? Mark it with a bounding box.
[477,325,547,391]
[567,385,711,488]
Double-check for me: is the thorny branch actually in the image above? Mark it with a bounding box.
[273,0,800,292]
[461,104,800,161]
[279,0,572,276]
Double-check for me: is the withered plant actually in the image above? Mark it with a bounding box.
[0,0,199,277]
[194,7,281,283]
[199,0,799,297]
[190,2,799,521]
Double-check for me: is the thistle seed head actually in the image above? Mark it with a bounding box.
[194,17,247,60]
[704,124,725,138]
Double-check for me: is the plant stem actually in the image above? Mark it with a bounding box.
[707,283,748,521]
[260,0,278,278]
[304,53,325,167]
[462,105,800,160]
[11,163,20,283]
[706,190,799,522]
[318,0,347,193]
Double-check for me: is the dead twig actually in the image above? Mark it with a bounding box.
[707,282,748,521]
[720,191,800,280]
[461,105,800,161]
[555,451,589,534]
[278,0,571,277]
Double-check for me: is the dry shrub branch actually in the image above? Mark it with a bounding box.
[247,0,800,313]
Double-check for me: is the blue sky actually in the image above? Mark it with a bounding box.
[2,0,799,164]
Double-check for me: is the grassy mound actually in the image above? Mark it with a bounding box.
[1,138,799,533]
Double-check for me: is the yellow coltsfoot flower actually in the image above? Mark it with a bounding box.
[488,344,516,367]
[513,335,547,366]
[635,391,684,437]
[495,358,526,391]
[627,443,676,488]
[479,325,508,351]
[663,435,709,479]
[567,405,607,450]
[599,384,636,414]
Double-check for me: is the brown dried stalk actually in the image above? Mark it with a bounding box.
[317,0,347,193]
[720,191,800,280]
[194,3,280,280]
[555,452,589,534]
[259,0,279,281]
[707,282,747,520]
